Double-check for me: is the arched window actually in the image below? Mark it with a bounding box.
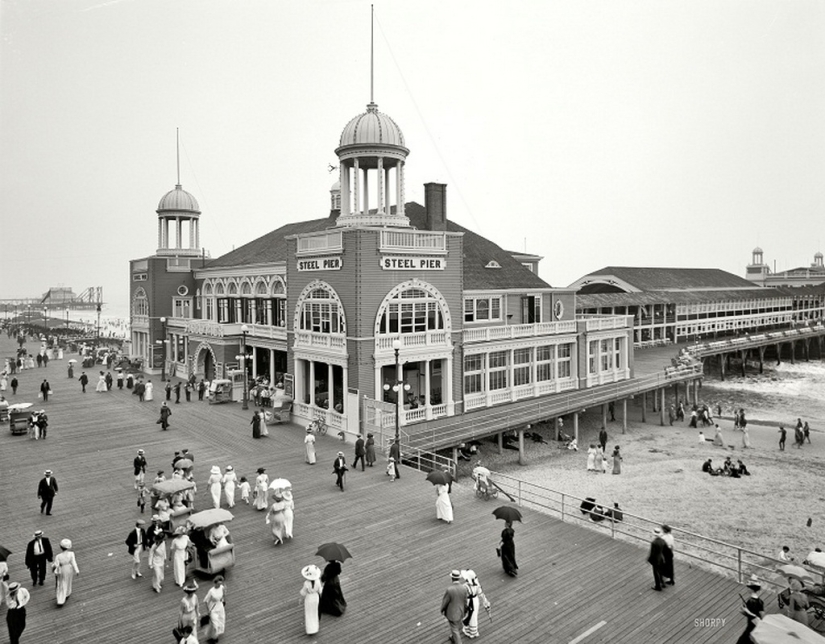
[271,277,286,326]
[203,283,214,321]
[296,283,345,334]
[377,285,447,336]
[133,288,149,317]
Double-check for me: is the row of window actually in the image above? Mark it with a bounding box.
[588,338,623,375]
[464,295,542,323]
[463,344,573,394]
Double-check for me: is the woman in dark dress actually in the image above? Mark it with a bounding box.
[319,560,347,616]
[500,521,518,577]
[251,412,261,439]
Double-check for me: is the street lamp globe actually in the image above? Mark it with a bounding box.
[392,338,401,351]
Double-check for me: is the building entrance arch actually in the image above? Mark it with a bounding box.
[193,342,217,380]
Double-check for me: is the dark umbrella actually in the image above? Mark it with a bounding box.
[492,506,523,523]
[425,470,451,486]
[316,542,352,562]
[0,545,11,562]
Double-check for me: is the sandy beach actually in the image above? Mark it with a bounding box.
[465,400,825,567]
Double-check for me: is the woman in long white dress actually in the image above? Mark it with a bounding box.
[265,494,287,545]
[53,539,80,606]
[282,489,295,539]
[586,444,597,471]
[145,380,154,401]
[222,466,237,508]
[259,410,269,437]
[253,468,269,510]
[299,565,321,635]
[203,576,227,642]
[742,427,751,449]
[304,429,317,464]
[209,523,230,549]
[207,466,222,510]
[169,527,192,587]
[461,570,490,639]
[95,372,107,392]
[435,483,453,524]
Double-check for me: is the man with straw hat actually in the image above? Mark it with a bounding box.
[24,530,52,586]
[736,575,764,644]
[647,527,667,591]
[441,570,469,644]
[125,520,147,580]
[5,581,30,644]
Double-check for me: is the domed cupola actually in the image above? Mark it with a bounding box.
[333,102,410,228]
[156,183,202,257]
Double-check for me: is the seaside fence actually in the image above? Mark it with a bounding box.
[489,471,823,592]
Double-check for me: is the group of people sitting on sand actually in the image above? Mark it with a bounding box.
[701,456,750,478]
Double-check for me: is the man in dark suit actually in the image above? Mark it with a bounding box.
[647,527,667,591]
[353,434,366,471]
[133,449,147,488]
[125,520,147,579]
[159,402,172,430]
[441,569,469,644]
[333,452,348,492]
[78,372,89,393]
[25,530,53,586]
[37,469,58,515]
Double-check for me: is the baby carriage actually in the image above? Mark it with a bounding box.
[472,465,498,501]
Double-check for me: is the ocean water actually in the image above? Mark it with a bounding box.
[699,360,825,426]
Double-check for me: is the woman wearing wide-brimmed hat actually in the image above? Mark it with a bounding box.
[221,466,237,508]
[299,565,322,635]
[265,493,287,546]
[177,581,200,632]
[461,570,490,639]
[203,575,227,643]
[207,466,223,510]
[53,539,80,606]
[169,526,192,587]
[147,517,167,593]
[253,468,269,510]
[365,433,376,467]
[282,489,295,539]
[304,427,317,464]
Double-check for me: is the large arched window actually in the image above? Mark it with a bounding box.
[296,282,345,334]
[133,287,149,317]
[377,285,447,335]
[240,281,253,323]
[271,278,286,327]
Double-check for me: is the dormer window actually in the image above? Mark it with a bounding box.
[485,260,501,269]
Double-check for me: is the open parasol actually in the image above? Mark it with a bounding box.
[0,545,11,562]
[268,478,292,491]
[316,542,352,562]
[174,458,193,470]
[67,359,77,364]
[152,479,195,495]
[7,403,34,412]
[425,470,451,486]
[776,564,816,585]
[806,551,825,569]
[187,508,234,529]
[492,505,523,523]
[472,465,491,479]
[751,614,825,644]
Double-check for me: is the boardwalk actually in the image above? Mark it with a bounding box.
[1,338,767,644]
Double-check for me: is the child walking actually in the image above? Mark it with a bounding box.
[136,483,148,513]
[386,457,396,481]
[239,476,251,504]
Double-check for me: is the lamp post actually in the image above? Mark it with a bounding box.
[96,302,102,349]
[237,324,249,410]
[382,338,410,452]
[64,308,70,343]
[157,317,167,381]
[43,307,48,335]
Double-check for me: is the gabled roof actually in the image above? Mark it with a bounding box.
[204,202,551,291]
[573,267,756,292]
[576,285,816,309]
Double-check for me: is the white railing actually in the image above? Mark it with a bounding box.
[376,332,449,351]
[582,316,632,331]
[380,229,447,252]
[463,320,577,343]
[294,331,346,351]
[296,231,342,255]
[184,321,242,338]
[246,323,287,341]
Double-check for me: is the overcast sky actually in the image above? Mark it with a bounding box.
[2,0,824,314]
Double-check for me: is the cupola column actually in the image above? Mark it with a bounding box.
[340,163,350,217]
[363,168,369,215]
[353,159,360,216]
[158,220,163,249]
[397,160,405,217]
[377,157,385,215]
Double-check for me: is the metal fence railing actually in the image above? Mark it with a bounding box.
[490,471,823,591]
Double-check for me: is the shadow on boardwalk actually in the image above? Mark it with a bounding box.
[1,337,756,643]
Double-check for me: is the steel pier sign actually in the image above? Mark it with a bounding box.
[380,256,445,271]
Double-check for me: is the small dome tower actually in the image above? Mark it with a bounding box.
[156,130,202,257]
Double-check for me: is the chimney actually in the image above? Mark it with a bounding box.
[424,183,447,231]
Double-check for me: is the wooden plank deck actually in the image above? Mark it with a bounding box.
[1,337,771,644]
